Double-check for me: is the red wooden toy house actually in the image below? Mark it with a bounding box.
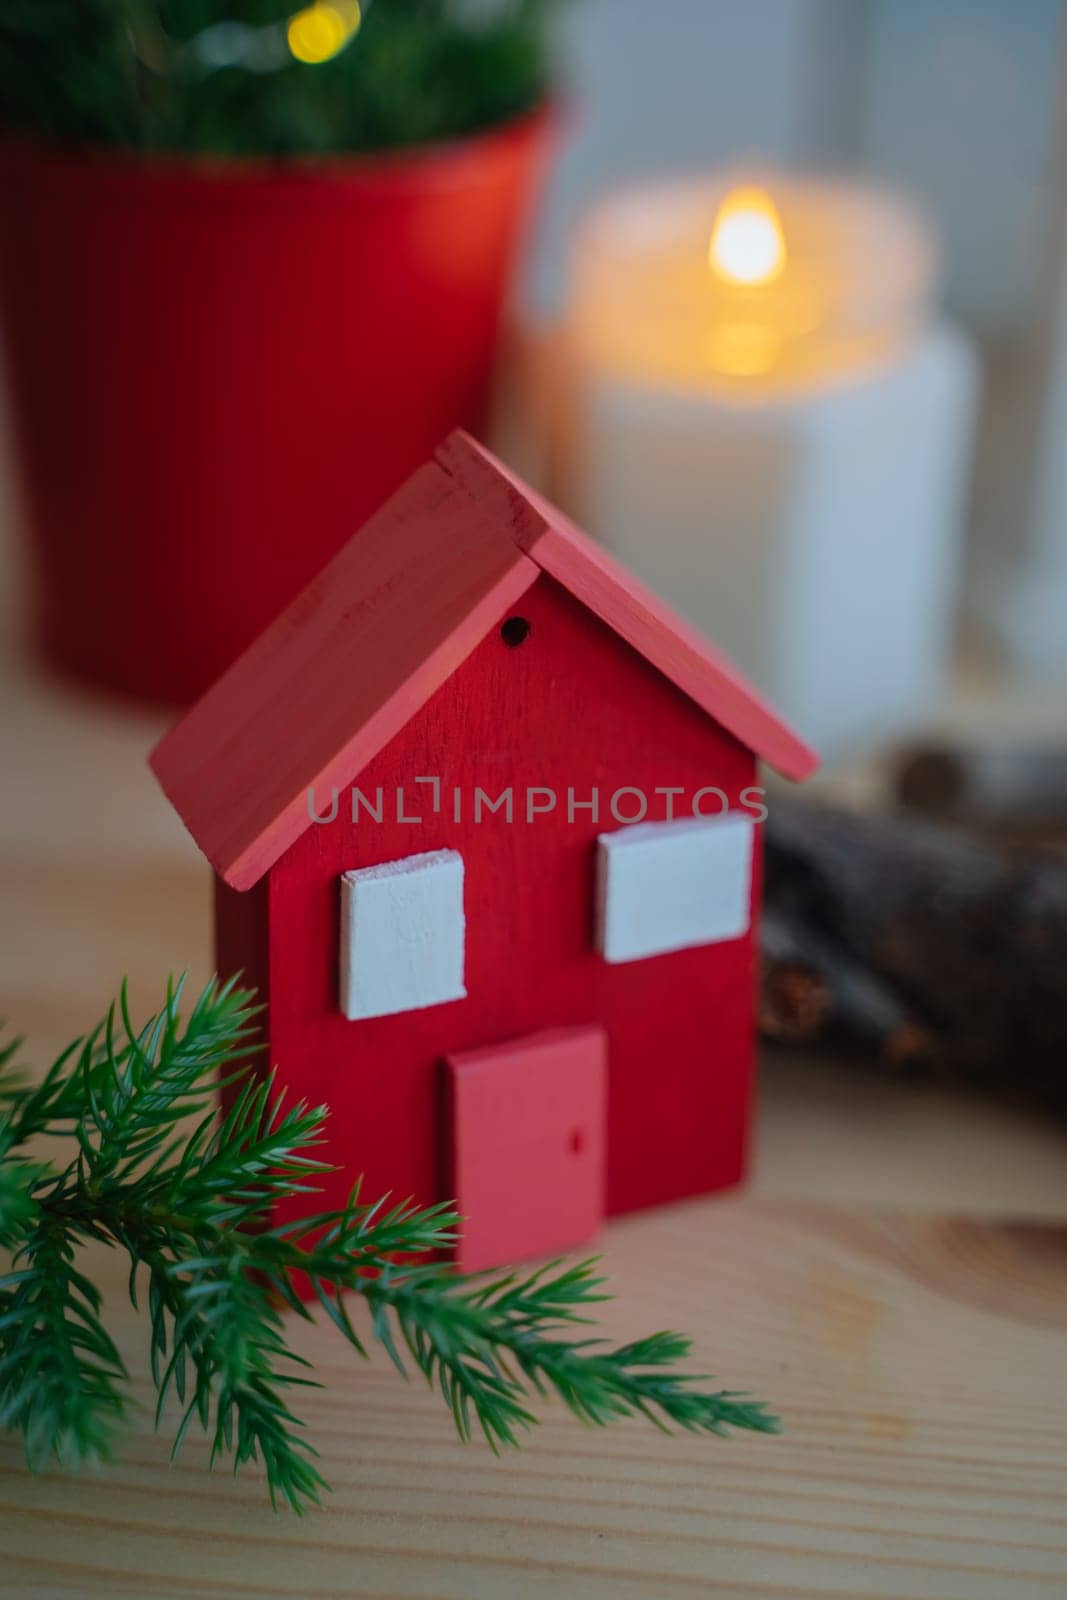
[151,433,815,1269]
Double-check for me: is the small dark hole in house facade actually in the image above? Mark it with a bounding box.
[501,616,531,648]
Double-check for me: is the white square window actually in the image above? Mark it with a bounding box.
[340,849,466,1020]
[595,814,753,964]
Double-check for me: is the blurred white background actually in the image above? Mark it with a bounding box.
[520,0,1067,684]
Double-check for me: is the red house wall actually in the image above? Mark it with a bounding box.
[216,572,761,1233]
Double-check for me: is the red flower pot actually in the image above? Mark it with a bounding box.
[0,109,555,704]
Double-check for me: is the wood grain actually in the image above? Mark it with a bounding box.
[1,1198,1065,1600]
[3,648,1067,1596]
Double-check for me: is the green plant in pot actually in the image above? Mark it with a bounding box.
[0,1,563,704]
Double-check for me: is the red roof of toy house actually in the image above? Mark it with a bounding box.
[150,432,817,891]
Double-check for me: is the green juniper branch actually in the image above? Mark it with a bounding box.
[0,977,779,1511]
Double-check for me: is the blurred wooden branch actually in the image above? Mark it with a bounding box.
[761,798,1067,1113]
[894,737,1067,833]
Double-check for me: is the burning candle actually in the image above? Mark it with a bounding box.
[567,172,978,760]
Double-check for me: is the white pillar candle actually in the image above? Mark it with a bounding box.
[567,174,978,761]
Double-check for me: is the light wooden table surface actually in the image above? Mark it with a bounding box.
[1,644,1066,1599]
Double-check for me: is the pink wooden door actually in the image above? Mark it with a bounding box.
[445,1025,607,1271]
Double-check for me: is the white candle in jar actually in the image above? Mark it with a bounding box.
[567,173,978,761]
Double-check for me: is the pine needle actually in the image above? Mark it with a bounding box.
[0,977,779,1511]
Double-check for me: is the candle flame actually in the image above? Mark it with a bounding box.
[708,186,786,286]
